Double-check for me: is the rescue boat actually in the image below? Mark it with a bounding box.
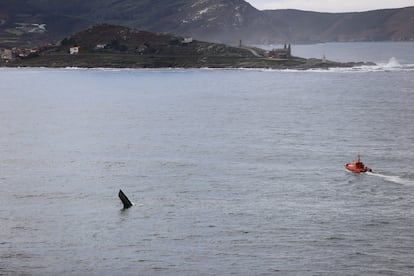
[345,155,372,173]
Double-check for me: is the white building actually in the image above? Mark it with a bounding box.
[95,44,106,50]
[70,46,80,55]
[182,37,193,44]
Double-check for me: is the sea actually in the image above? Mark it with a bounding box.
[1,42,414,275]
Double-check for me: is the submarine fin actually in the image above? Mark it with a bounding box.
[118,189,133,209]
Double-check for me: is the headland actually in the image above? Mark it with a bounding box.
[0,24,374,70]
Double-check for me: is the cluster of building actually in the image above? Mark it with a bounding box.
[3,37,290,63]
[1,45,52,62]
[0,48,35,62]
[0,22,49,62]
[267,44,292,59]
[0,48,14,61]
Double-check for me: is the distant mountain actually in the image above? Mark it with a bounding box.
[1,0,413,47]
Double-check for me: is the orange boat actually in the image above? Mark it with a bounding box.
[345,155,372,173]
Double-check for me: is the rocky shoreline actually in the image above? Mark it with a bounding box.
[0,54,375,70]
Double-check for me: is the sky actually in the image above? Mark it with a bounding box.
[245,0,414,12]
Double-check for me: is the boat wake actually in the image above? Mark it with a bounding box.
[367,172,414,186]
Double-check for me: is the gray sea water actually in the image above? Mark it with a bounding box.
[1,42,414,275]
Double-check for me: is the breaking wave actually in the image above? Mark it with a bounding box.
[384,57,402,68]
[241,57,414,74]
[350,57,414,73]
[303,57,414,73]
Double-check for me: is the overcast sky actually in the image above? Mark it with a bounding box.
[245,0,414,12]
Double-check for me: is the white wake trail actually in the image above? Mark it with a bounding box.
[367,172,414,186]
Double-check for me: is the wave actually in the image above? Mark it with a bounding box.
[236,57,414,74]
[301,57,414,73]
[367,172,414,186]
[384,57,402,68]
[351,57,414,73]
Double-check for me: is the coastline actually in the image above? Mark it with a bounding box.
[0,24,375,70]
[0,56,374,71]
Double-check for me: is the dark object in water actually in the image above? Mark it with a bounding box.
[118,189,133,209]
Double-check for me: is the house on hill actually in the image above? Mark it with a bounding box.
[182,37,193,44]
[268,44,291,59]
[70,46,80,55]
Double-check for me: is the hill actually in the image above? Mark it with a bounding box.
[1,24,372,69]
[1,0,413,47]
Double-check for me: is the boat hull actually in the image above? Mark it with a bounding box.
[345,163,372,173]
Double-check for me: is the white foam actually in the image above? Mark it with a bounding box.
[245,61,413,73]
[367,172,414,186]
[384,57,402,68]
